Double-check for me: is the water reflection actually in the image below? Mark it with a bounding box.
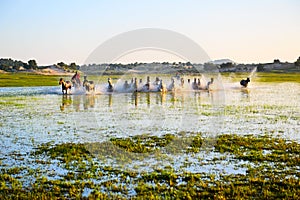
[146,92,150,107]
[83,95,95,110]
[240,88,250,100]
[132,92,138,107]
[60,95,72,111]
[60,95,98,111]
[59,90,227,112]
[108,94,112,107]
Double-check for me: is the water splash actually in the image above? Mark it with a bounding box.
[249,67,257,79]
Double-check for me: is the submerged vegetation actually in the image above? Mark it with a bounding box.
[0,72,299,199]
[0,134,299,199]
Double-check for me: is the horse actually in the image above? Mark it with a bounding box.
[82,76,95,92]
[240,77,250,87]
[83,80,95,92]
[123,80,130,90]
[71,71,81,89]
[59,78,72,94]
[168,78,176,91]
[192,78,199,90]
[143,76,151,91]
[180,77,184,87]
[132,77,138,92]
[206,78,214,90]
[107,78,114,92]
[71,78,81,89]
[158,79,167,93]
[154,77,160,85]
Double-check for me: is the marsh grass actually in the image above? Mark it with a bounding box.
[0,73,63,87]
[1,134,299,199]
[222,72,300,83]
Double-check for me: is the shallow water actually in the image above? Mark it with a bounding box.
[0,78,299,189]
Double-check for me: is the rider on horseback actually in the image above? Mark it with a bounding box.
[71,71,81,87]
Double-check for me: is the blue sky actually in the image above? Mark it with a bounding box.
[0,0,299,65]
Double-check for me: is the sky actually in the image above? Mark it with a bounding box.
[0,0,299,65]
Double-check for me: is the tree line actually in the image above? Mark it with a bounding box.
[0,58,79,72]
[0,58,38,71]
[1,57,299,73]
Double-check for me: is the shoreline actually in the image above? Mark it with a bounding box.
[0,72,300,87]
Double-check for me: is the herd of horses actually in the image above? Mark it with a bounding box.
[59,75,95,95]
[59,74,250,95]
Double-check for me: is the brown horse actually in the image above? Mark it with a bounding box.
[83,80,95,92]
[59,78,72,94]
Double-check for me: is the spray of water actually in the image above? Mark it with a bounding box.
[88,75,224,94]
[249,67,257,79]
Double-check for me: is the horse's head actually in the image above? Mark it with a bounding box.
[59,78,64,85]
[247,77,250,82]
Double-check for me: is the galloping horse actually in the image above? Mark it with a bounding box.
[107,78,114,92]
[83,80,95,92]
[71,71,81,89]
[206,78,214,90]
[133,77,138,92]
[83,76,95,92]
[168,78,176,91]
[59,78,72,94]
[71,78,81,89]
[240,77,250,88]
[143,76,151,91]
[158,79,167,93]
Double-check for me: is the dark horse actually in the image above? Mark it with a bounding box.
[240,77,250,87]
[59,78,72,94]
[107,78,114,92]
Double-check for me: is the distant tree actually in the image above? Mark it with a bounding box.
[0,58,26,71]
[220,62,234,68]
[57,62,68,68]
[295,56,300,67]
[28,59,37,69]
[274,59,280,63]
[69,62,78,70]
[257,64,264,72]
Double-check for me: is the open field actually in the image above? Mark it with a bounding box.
[0,73,62,87]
